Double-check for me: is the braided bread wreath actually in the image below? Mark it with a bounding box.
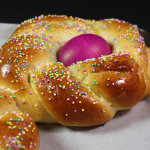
[0,14,150,149]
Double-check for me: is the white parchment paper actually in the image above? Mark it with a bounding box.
[0,23,150,150]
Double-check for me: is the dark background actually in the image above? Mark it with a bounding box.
[0,3,149,31]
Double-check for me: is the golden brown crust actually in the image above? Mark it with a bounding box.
[0,111,40,150]
[0,14,150,148]
[69,53,146,109]
[31,61,116,126]
[0,90,40,150]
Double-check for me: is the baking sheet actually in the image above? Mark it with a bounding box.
[0,23,150,150]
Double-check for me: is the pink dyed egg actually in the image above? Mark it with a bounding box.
[57,34,111,66]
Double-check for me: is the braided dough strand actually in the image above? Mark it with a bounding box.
[0,14,150,149]
[10,15,150,98]
[0,90,39,150]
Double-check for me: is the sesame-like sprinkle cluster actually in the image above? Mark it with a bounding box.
[32,61,91,115]
[99,18,148,57]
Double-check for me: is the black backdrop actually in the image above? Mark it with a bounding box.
[0,3,149,31]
